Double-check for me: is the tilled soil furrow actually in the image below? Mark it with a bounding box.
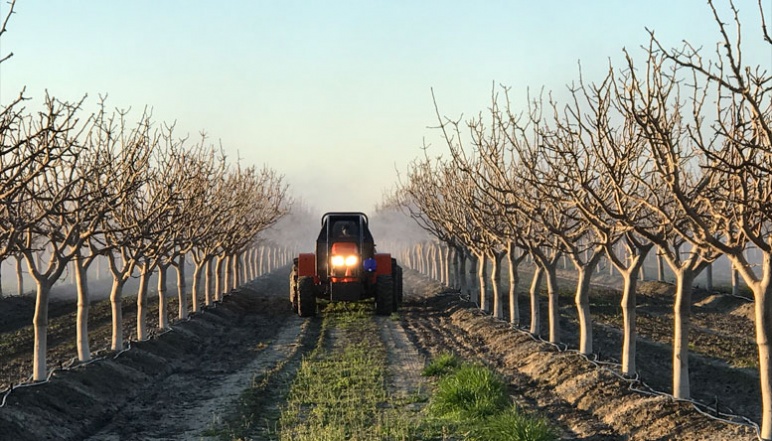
[402,270,758,440]
[400,296,624,440]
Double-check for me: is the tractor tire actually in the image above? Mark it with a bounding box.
[395,264,403,307]
[297,276,317,317]
[375,275,395,316]
[289,266,298,313]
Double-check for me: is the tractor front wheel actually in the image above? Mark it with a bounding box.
[297,276,317,317]
[375,275,395,316]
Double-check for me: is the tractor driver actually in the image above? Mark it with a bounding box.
[339,221,357,238]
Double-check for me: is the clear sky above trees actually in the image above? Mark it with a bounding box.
[0,0,768,213]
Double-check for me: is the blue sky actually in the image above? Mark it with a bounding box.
[1,1,770,214]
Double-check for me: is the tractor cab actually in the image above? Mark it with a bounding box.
[316,213,375,281]
[291,211,403,317]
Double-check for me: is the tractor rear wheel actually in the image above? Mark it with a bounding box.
[394,264,403,308]
[375,275,394,316]
[297,276,317,317]
[289,266,298,313]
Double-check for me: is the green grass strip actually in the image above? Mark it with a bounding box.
[421,353,559,441]
[278,302,418,440]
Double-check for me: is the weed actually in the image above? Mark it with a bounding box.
[429,364,509,420]
[422,352,461,377]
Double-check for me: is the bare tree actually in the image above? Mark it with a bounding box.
[544,67,655,374]
[0,0,17,65]
[643,1,772,436]
[93,106,155,351]
[14,94,91,381]
[620,39,721,400]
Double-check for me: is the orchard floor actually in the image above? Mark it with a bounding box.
[0,266,760,440]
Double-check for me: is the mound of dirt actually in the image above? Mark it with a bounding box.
[0,281,293,441]
[401,269,758,440]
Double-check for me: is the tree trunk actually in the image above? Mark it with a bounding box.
[74,253,91,362]
[753,261,772,441]
[575,266,594,355]
[620,269,638,376]
[705,263,713,292]
[32,280,52,381]
[191,261,203,314]
[205,257,213,305]
[477,252,487,312]
[657,253,665,282]
[458,247,468,294]
[490,252,502,319]
[233,252,241,288]
[258,246,266,276]
[158,265,169,330]
[16,254,24,296]
[136,266,150,341]
[223,255,231,294]
[725,252,772,439]
[214,255,225,301]
[507,243,520,326]
[109,276,125,351]
[529,265,543,336]
[445,245,453,287]
[673,269,695,399]
[431,244,440,281]
[176,254,188,320]
[242,249,250,283]
[545,264,560,345]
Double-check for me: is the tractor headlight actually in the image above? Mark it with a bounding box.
[331,255,358,268]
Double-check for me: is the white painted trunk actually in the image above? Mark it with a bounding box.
[109,276,124,351]
[673,270,694,399]
[191,262,203,313]
[74,254,91,362]
[732,268,740,296]
[477,253,487,312]
[620,270,638,376]
[223,255,231,293]
[158,265,169,330]
[214,256,225,301]
[32,280,51,381]
[738,253,772,440]
[136,268,150,341]
[233,253,241,288]
[490,254,502,319]
[507,245,520,326]
[529,265,543,336]
[431,245,439,280]
[445,245,453,287]
[204,258,213,305]
[242,250,249,283]
[545,266,560,344]
[258,246,265,276]
[574,267,593,355]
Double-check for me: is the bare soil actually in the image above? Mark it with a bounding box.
[0,265,761,440]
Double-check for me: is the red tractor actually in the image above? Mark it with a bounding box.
[290,212,403,317]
